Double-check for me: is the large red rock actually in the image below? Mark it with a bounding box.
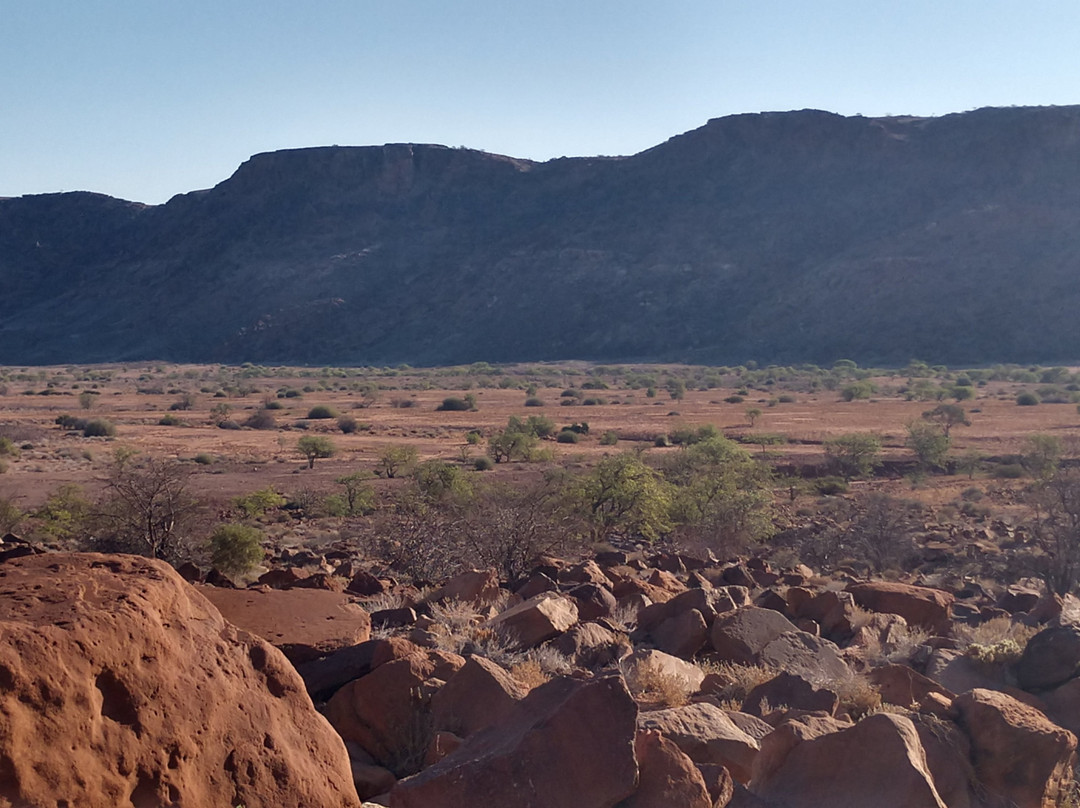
[325,648,465,772]
[750,712,947,808]
[846,582,953,634]
[430,655,528,737]
[0,552,360,808]
[637,702,760,784]
[616,730,712,808]
[389,674,638,808]
[952,688,1078,808]
[483,591,579,648]
[710,606,799,664]
[1016,625,1080,691]
[198,584,371,664]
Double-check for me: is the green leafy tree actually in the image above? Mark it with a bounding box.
[232,487,286,518]
[571,452,673,542]
[662,436,772,554]
[906,421,950,472]
[824,433,882,480]
[297,435,335,469]
[921,404,970,437]
[487,417,540,463]
[377,444,418,478]
[745,407,762,427]
[1025,434,1062,483]
[336,472,376,516]
[208,523,264,576]
[412,460,473,504]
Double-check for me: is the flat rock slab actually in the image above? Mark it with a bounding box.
[199,584,371,664]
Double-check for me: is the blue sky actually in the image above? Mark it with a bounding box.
[3,1,1079,204]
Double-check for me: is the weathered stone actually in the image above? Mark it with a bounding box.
[847,581,953,634]
[484,591,579,648]
[346,569,386,596]
[757,631,850,683]
[0,552,360,807]
[616,730,712,808]
[1017,624,1080,691]
[389,674,638,808]
[869,664,954,708]
[750,712,948,808]
[427,568,500,607]
[711,606,800,664]
[652,607,709,658]
[953,688,1078,808]
[925,648,1009,695]
[296,637,420,700]
[744,671,839,717]
[638,702,760,784]
[553,622,630,669]
[624,648,706,699]
[326,649,466,768]
[430,655,528,738]
[567,582,618,621]
[199,584,371,665]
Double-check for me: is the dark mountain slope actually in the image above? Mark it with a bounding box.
[3,105,1080,366]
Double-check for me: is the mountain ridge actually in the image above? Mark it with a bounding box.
[3,105,1080,366]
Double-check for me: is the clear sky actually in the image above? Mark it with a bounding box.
[3,1,1078,204]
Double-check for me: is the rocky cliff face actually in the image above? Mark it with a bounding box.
[4,105,1080,366]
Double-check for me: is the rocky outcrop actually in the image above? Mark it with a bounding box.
[0,552,360,808]
[389,674,638,808]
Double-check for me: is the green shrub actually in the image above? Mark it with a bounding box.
[1016,392,1040,406]
[82,419,116,437]
[815,477,849,495]
[599,430,619,446]
[193,453,215,465]
[724,395,744,404]
[437,397,471,412]
[524,397,545,407]
[233,487,286,517]
[243,410,277,430]
[338,415,359,433]
[264,400,284,410]
[307,405,338,419]
[556,430,579,444]
[0,437,17,457]
[474,455,495,471]
[158,414,182,426]
[208,523,264,575]
[217,419,241,430]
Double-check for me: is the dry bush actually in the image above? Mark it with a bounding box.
[509,659,549,690]
[621,657,691,708]
[858,622,931,667]
[955,617,1037,666]
[697,662,778,709]
[832,674,882,721]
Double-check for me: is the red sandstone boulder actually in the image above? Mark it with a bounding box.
[325,648,465,770]
[710,606,800,664]
[616,730,712,808]
[389,674,639,808]
[483,591,579,648]
[952,688,1078,808]
[750,712,947,808]
[637,702,760,784]
[846,581,953,634]
[0,552,360,808]
[198,584,371,664]
[430,655,529,737]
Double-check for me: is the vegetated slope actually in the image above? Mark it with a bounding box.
[3,105,1080,366]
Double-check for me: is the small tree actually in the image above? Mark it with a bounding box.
[921,404,970,437]
[745,407,762,427]
[906,421,950,472]
[208,523,264,576]
[571,452,673,542]
[336,471,376,515]
[78,390,96,410]
[824,433,882,480]
[297,435,335,469]
[378,444,418,478]
[1025,434,1062,483]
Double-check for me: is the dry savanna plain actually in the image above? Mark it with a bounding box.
[1,360,1077,557]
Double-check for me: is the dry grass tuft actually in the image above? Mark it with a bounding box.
[697,662,777,710]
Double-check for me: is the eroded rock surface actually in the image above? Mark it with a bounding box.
[0,552,360,808]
